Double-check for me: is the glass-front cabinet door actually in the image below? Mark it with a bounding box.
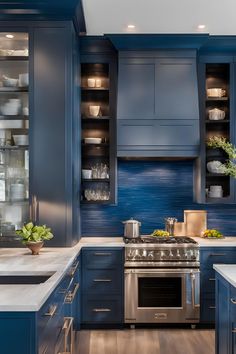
[0,32,29,240]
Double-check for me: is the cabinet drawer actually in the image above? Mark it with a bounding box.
[82,248,123,269]
[82,296,123,323]
[200,298,215,323]
[200,249,236,269]
[201,269,216,294]
[83,269,122,295]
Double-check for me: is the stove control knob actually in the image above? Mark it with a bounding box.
[176,249,181,259]
[160,250,166,260]
[147,251,154,260]
[142,249,147,258]
[135,249,142,260]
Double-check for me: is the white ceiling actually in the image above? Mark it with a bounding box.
[82,0,236,35]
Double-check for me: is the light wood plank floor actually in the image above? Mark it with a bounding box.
[76,328,215,354]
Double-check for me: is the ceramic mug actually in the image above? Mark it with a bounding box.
[89,105,100,117]
[87,78,96,88]
[95,78,102,88]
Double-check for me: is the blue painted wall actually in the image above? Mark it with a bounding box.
[81,160,236,236]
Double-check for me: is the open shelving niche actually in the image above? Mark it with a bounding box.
[80,62,116,204]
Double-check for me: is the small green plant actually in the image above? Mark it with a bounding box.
[207,136,236,178]
[16,222,54,244]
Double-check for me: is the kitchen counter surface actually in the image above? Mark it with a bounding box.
[192,236,236,247]
[214,264,236,288]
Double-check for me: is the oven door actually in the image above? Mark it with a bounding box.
[125,268,200,323]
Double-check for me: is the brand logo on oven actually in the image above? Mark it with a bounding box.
[154,313,167,319]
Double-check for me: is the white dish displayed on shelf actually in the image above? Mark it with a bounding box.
[2,75,18,88]
[84,137,102,144]
[207,161,226,174]
[207,88,226,98]
[1,98,21,116]
[89,105,100,117]
[208,108,226,120]
[82,169,92,179]
[12,135,29,146]
[18,73,29,87]
[0,120,28,129]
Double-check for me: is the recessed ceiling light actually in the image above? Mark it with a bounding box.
[198,24,206,30]
[127,24,135,29]
[6,34,14,39]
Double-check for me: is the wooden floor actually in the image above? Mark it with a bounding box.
[76,328,215,354]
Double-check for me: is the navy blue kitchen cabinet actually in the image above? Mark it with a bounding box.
[0,255,81,354]
[117,51,200,157]
[200,247,236,323]
[0,21,80,247]
[81,247,124,326]
[214,271,236,354]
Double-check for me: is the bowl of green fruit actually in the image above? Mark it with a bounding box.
[202,229,224,239]
[151,229,170,237]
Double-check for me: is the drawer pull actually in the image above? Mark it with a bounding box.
[231,298,236,305]
[92,308,111,312]
[44,305,57,317]
[69,261,79,277]
[209,253,226,256]
[93,279,112,282]
[65,283,80,304]
[209,278,216,281]
[93,252,112,256]
[209,306,216,309]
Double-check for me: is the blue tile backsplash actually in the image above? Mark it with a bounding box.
[81,160,236,236]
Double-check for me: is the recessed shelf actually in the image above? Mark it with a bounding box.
[206,196,231,204]
[0,115,29,120]
[81,87,109,91]
[0,145,29,150]
[0,87,28,93]
[205,120,229,124]
[82,116,110,120]
[82,143,109,147]
[206,173,227,177]
[82,179,110,182]
[0,56,29,61]
[206,97,229,101]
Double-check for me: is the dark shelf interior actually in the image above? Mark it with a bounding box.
[0,56,28,61]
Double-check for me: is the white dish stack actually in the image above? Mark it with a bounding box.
[209,185,223,198]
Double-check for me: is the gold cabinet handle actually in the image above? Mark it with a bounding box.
[93,279,112,282]
[93,252,112,256]
[92,308,111,312]
[44,304,57,317]
[65,283,80,304]
[231,298,236,305]
[209,278,216,281]
[69,261,79,277]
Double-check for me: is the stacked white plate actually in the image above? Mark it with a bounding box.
[10,183,25,200]
[209,185,223,198]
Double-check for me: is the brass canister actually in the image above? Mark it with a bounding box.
[184,210,207,237]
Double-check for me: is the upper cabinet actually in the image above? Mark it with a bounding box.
[117,51,200,157]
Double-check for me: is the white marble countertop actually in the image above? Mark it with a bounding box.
[192,236,236,247]
[214,264,236,288]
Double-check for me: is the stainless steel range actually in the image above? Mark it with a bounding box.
[124,236,200,324]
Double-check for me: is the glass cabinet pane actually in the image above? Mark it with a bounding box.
[0,32,29,239]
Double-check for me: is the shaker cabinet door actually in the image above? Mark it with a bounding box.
[117,120,156,147]
[155,58,199,120]
[117,59,155,119]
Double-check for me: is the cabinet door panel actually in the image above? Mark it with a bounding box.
[117,120,155,146]
[82,295,123,323]
[118,59,155,119]
[155,58,199,120]
[156,119,199,146]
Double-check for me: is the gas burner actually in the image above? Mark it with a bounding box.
[124,236,197,245]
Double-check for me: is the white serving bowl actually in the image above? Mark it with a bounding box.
[2,75,18,87]
[84,137,102,144]
[13,135,29,146]
[208,108,225,120]
[207,161,225,174]
[82,169,92,179]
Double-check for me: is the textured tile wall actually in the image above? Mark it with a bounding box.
[81,160,236,236]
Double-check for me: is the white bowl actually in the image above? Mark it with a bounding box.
[82,169,92,179]
[208,108,225,120]
[89,105,100,117]
[84,137,102,144]
[207,161,225,174]
[2,75,18,87]
[13,135,29,146]
[1,105,19,116]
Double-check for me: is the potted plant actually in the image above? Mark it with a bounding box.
[16,222,54,255]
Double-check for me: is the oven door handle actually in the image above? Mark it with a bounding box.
[191,273,200,309]
[125,268,199,275]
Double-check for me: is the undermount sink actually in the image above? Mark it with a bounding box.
[0,271,56,284]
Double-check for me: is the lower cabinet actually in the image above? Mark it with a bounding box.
[200,247,236,324]
[215,272,236,354]
[0,253,81,354]
[81,247,124,326]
